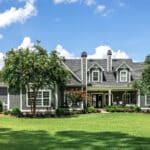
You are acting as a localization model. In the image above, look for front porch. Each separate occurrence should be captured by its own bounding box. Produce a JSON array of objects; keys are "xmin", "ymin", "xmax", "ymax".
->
[{"xmin": 88, "ymin": 87, "xmax": 138, "ymax": 108}]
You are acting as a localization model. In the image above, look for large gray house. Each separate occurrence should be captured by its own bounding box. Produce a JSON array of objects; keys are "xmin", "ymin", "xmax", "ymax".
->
[{"xmin": 0, "ymin": 50, "xmax": 150, "ymax": 112}]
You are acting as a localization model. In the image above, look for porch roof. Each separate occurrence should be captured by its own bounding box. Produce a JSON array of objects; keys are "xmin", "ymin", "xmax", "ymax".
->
[{"xmin": 87, "ymin": 86, "xmax": 135, "ymax": 91}]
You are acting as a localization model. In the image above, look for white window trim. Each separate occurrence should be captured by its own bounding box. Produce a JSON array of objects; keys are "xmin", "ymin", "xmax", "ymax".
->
[
  {"xmin": 26, "ymin": 89, "xmax": 51, "ymax": 108},
  {"xmin": 92, "ymin": 70, "xmax": 100, "ymax": 82},
  {"xmin": 145, "ymin": 95, "xmax": 150, "ymax": 106},
  {"xmin": 120, "ymin": 70, "xmax": 128, "ymax": 82}
]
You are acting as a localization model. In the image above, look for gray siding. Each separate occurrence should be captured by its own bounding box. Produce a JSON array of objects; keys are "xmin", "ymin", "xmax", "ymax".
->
[
  {"xmin": 9, "ymin": 89, "xmax": 20, "ymax": 109},
  {"xmin": 140, "ymin": 96, "xmax": 146, "ymax": 107}
]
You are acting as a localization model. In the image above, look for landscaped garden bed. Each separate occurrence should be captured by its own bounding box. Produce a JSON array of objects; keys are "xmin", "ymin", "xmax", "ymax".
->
[{"xmin": 105, "ymin": 105, "xmax": 141, "ymax": 112}]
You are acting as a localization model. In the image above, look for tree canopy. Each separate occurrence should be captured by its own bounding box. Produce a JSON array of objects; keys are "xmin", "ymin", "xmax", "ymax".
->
[
  {"xmin": 142, "ymin": 54, "xmax": 150, "ymax": 94},
  {"xmin": 2, "ymin": 44, "xmax": 70, "ymax": 115}
]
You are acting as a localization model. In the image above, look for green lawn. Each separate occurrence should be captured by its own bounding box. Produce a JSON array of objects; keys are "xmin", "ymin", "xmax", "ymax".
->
[{"xmin": 0, "ymin": 113, "xmax": 150, "ymax": 150}]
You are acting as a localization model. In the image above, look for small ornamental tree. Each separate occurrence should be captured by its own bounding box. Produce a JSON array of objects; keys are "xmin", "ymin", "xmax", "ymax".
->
[
  {"xmin": 2, "ymin": 44, "xmax": 70, "ymax": 116},
  {"xmin": 64, "ymin": 90, "xmax": 92, "ymax": 106}
]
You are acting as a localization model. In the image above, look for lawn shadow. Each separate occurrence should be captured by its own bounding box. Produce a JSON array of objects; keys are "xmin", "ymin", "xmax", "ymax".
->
[{"xmin": 0, "ymin": 128, "xmax": 150, "ymax": 150}]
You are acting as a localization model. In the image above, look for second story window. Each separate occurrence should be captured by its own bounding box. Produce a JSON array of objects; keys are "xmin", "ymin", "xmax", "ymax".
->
[
  {"xmin": 92, "ymin": 71, "xmax": 99, "ymax": 82},
  {"xmin": 120, "ymin": 70, "xmax": 128, "ymax": 82}
]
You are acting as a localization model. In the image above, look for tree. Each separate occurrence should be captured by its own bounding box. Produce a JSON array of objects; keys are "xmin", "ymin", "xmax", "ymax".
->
[
  {"xmin": 142, "ymin": 54, "xmax": 150, "ymax": 94},
  {"xmin": 132, "ymin": 54, "xmax": 150, "ymax": 95},
  {"xmin": 2, "ymin": 44, "xmax": 70, "ymax": 116}
]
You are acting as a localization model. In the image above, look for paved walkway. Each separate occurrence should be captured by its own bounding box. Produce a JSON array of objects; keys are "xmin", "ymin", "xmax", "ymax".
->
[{"xmin": 98, "ymin": 109, "xmax": 110, "ymax": 113}]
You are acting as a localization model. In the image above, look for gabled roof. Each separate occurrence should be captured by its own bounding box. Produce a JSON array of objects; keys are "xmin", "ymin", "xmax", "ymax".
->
[
  {"xmin": 63, "ymin": 59, "xmax": 81, "ymax": 82},
  {"xmin": 115, "ymin": 61, "xmax": 133, "ymax": 71},
  {"xmin": 63, "ymin": 58, "xmax": 144, "ymax": 84},
  {"xmin": 88, "ymin": 62, "xmax": 104, "ymax": 71}
]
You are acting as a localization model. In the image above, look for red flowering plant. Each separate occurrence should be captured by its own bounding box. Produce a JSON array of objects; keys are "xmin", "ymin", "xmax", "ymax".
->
[{"xmin": 64, "ymin": 89, "xmax": 92, "ymax": 106}]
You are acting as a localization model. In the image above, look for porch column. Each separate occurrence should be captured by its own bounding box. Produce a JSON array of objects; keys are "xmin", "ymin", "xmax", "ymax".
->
[
  {"xmin": 55, "ymin": 85, "xmax": 58, "ymax": 109},
  {"xmin": 137, "ymin": 90, "xmax": 141, "ymax": 107},
  {"xmin": 108, "ymin": 89, "xmax": 112, "ymax": 106}
]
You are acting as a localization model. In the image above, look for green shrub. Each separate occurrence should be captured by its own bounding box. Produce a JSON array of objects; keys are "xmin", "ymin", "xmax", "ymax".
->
[
  {"xmin": 56, "ymin": 107, "xmax": 73, "ymax": 116},
  {"xmin": 86, "ymin": 106, "xmax": 96, "ymax": 113},
  {"xmin": 3, "ymin": 110, "xmax": 11, "ymax": 115},
  {"xmin": 134, "ymin": 106, "xmax": 141, "ymax": 112},
  {"xmin": 11, "ymin": 108, "xmax": 22, "ymax": 117},
  {"xmin": 106, "ymin": 105, "xmax": 141, "ymax": 113}
]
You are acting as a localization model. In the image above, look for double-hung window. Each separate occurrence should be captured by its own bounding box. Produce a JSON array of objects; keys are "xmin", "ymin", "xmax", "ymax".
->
[
  {"xmin": 92, "ymin": 71, "xmax": 99, "ymax": 82},
  {"xmin": 120, "ymin": 70, "xmax": 128, "ymax": 82},
  {"xmin": 27, "ymin": 90, "xmax": 51, "ymax": 107},
  {"xmin": 146, "ymin": 95, "xmax": 150, "ymax": 106}
]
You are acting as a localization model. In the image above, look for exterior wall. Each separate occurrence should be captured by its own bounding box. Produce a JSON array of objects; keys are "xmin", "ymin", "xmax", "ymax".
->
[
  {"xmin": 140, "ymin": 95, "xmax": 150, "ymax": 107},
  {"xmin": 9, "ymin": 89, "xmax": 20, "ymax": 110},
  {"xmin": 140, "ymin": 96, "xmax": 146, "ymax": 107}
]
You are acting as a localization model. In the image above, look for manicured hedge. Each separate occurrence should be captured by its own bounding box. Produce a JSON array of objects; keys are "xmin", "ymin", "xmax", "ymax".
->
[{"xmin": 105, "ymin": 105, "xmax": 141, "ymax": 112}]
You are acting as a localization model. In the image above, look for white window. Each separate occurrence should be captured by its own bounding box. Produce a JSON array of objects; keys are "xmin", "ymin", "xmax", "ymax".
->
[
  {"xmin": 120, "ymin": 70, "xmax": 128, "ymax": 82},
  {"xmin": 27, "ymin": 90, "xmax": 51, "ymax": 107},
  {"xmin": 92, "ymin": 71, "xmax": 99, "ymax": 82},
  {"xmin": 146, "ymin": 95, "xmax": 150, "ymax": 106}
]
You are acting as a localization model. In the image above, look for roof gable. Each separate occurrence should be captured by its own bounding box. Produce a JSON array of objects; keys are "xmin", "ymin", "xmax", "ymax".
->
[
  {"xmin": 88, "ymin": 63, "xmax": 104, "ymax": 71},
  {"xmin": 115, "ymin": 61, "xmax": 133, "ymax": 71}
]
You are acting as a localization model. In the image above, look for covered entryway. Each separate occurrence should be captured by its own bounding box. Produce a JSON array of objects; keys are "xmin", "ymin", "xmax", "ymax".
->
[{"xmin": 92, "ymin": 94, "xmax": 103, "ymax": 108}]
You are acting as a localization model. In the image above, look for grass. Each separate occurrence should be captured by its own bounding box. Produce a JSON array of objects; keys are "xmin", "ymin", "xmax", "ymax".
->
[{"xmin": 0, "ymin": 113, "xmax": 150, "ymax": 150}]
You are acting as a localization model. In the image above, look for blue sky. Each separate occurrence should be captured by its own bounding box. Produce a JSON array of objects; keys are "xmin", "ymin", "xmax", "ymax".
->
[{"xmin": 0, "ymin": 0, "xmax": 150, "ymax": 68}]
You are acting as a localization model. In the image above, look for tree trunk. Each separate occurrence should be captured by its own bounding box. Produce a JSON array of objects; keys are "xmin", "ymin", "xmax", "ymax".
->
[{"xmin": 33, "ymin": 88, "xmax": 38, "ymax": 117}]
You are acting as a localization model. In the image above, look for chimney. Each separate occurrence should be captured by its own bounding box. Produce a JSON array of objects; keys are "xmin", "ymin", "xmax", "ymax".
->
[
  {"xmin": 81, "ymin": 51, "xmax": 87, "ymax": 85},
  {"xmin": 107, "ymin": 50, "xmax": 112, "ymax": 72}
]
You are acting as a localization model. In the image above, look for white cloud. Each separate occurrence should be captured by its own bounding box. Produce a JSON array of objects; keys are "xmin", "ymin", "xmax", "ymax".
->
[
  {"xmin": 88, "ymin": 45, "xmax": 129, "ymax": 59},
  {"xmin": 0, "ymin": 0, "xmax": 37, "ymax": 28},
  {"xmin": 96, "ymin": 5, "xmax": 106, "ymax": 13},
  {"xmin": 55, "ymin": 44, "xmax": 129, "ymax": 59},
  {"xmin": 53, "ymin": 0, "xmax": 96, "ymax": 6},
  {"xmin": 55, "ymin": 44, "xmax": 75, "ymax": 58},
  {"xmin": 53, "ymin": 0, "xmax": 78, "ymax": 4},
  {"xmin": 0, "ymin": 34, "xmax": 3, "ymax": 40},
  {"xmin": 18, "ymin": 37, "xmax": 34, "ymax": 49},
  {"xmin": 118, "ymin": 1, "xmax": 126, "ymax": 7},
  {"xmin": 84, "ymin": 0, "xmax": 96, "ymax": 6},
  {"xmin": 0, "ymin": 52, "xmax": 4, "ymax": 70}
]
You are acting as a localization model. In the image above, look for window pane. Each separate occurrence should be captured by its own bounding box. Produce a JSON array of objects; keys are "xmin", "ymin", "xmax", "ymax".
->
[
  {"xmin": 43, "ymin": 98, "xmax": 49, "ymax": 106},
  {"xmin": 120, "ymin": 71, "xmax": 127, "ymax": 82},
  {"xmin": 93, "ymin": 72, "xmax": 99, "ymax": 81},
  {"xmin": 36, "ymin": 98, "xmax": 42, "ymax": 105},
  {"xmin": 43, "ymin": 91, "xmax": 50, "ymax": 106},
  {"xmin": 147, "ymin": 95, "xmax": 150, "ymax": 104},
  {"xmin": 43, "ymin": 91, "xmax": 49, "ymax": 98},
  {"xmin": 37, "ymin": 92, "xmax": 42, "ymax": 98}
]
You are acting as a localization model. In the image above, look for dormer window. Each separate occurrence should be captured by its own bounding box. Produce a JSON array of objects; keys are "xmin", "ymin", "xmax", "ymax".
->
[
  {"xmin": 120, "ymin": 70, "xmax": 128, "ymax": 82},
  {"xmin": 92, "ymin": 71, "xmax": 99, "ymax": 82}
]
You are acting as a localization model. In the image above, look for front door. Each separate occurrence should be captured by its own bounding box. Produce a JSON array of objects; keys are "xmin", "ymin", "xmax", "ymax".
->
[{"xmin": 92, "ymin": 94, "xmax": 103, "ymax": 108}]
